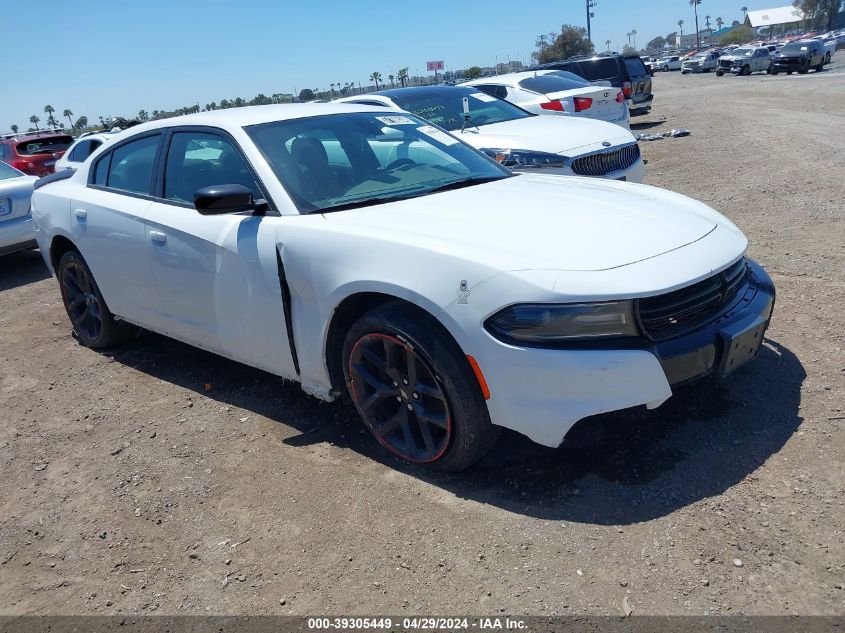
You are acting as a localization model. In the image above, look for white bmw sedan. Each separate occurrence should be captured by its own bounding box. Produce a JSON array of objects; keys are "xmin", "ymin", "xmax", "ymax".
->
[
  {"xmin": 31, "ymin": 104, "xmax": 775, "ymax": 471},
  {"xmin": 337, "ymin": 86, "xmax": 643, "ymax": 182}
]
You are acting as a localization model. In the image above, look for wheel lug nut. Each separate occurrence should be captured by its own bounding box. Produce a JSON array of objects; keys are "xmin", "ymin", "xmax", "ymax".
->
[
  {"xmin": 412, "ymin": 392, "xmax": 419, "ymax": 399},
  {"xmin": 393, "ymin": 381, "xmax": 399, "ymax": 387},
  {"xmin": 406, "ymin": 403, "xmax": 413, "ymax": 411},
  {"xmin": 396, "ymin": 396, "xmax": 402, "ymax": 402},
  {"xmin": 402, "ymin": 378, "xmax": 409, "ymax": 385}
]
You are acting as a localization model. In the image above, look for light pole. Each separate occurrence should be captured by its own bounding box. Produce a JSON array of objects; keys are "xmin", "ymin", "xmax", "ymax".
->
[{"xmin": 586, "ymin": 0, "xmax": 596, "ymax": 45}]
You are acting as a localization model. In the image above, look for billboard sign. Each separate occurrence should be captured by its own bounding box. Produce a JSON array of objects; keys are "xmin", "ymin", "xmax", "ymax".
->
[{"xmin": 426, "ymin": 60, "xmax": 445, "ymax": 71}]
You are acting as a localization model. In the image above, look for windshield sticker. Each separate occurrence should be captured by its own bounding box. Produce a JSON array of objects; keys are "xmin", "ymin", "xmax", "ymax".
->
[
  {"xmin": 471, "ymin": 92, "xmax": 497, "ymax": 103},
  {"xmin": 417, "ymin": 125, "xmax": 458, "ymax": 146},
  {"xmin": 374, "ymin": 115, "xmax": 417, "ymax": 126}
]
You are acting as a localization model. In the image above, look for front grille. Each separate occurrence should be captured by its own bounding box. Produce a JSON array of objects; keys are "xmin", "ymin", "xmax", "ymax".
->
[
  {"xmin": 720, "ymin": 60, "xmax": 733, "ymax": 69},
  {"xmin": 637, "ymin": 259, "xmax": 749, "ymax": 341},
  {"xmin": 570, "ymin": 144, "xmax": 641, "ymax": 177}
]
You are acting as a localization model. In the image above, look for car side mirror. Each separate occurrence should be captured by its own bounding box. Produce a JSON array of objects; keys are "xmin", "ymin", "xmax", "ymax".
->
[{"xmin": 194, "ymin": 184, "xmax": 268, "ymax": 216}]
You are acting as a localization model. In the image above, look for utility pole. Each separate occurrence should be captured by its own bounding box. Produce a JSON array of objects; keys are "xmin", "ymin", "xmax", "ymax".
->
[{"xmin": 586, "ymin": 0, "xmax": 596, "ymax": 45}]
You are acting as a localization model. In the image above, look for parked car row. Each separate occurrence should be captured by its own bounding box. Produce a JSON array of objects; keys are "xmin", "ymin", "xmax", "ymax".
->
[{"xmin": 27, "ymin": 102, "xmax": 775, "ymax": 470}]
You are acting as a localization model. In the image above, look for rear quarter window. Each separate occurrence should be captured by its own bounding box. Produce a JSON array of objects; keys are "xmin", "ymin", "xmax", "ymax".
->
[
  {"xmin": 577, "ymin": 58, "xmax": 621, "ymax": 80},
  {"xmin": 623, "ymin": 57, "xmax": 647, "ymax": 77},
  {"xmin": 519, "ymin": 75, "xmax": 588, "ymax": 93}
]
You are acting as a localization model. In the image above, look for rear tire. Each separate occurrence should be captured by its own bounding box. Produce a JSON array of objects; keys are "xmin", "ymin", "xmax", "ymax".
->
[
  {"xmin": 342, "ymin": 301, "xmax": 500, "ymax": 471},
  {"xmin": 716, "ymin": 70, "xmax": 724, "ymax": 76},
  {"xmin": 57, "ymin": 250, "xmax": 138, "ymax": 349}
]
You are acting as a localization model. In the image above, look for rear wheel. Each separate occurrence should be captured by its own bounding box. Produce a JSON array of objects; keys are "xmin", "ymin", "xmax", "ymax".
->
[
  {"xmin": 342, "ymin": 302, "xmax": 499, "ymax": 471},
  {"xmin": 799, "ymin": 62, "xmax": 809, "ymax": 74},
  {"xmin": 816, "ymin": 60, "xmax": 825, "ymax": 72},
  {"xmin": 825, "ymin": 52, "xmax": 831, "ymax": 64},
  {"xmin": 716, "ymin": 70, "xmax": 724, "ymax": 76},
  {"xmin": 57, "ymin": 250, "xmax": 138, "ymax": 349}
]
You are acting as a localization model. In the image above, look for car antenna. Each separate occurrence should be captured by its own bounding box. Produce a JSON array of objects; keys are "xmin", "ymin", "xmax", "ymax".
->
[{"xmin": 460, "ymin": 96, "xmax": 478, "ymax": 133}]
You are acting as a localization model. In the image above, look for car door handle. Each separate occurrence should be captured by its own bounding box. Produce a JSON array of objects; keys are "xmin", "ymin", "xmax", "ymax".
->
[
  {"xmin": 74, "ymin": 208, "xmax": 87, "ymax": 220},
  {"xmin": 149, "ymin": 230, "xmax": 167, "ymax": 244}
]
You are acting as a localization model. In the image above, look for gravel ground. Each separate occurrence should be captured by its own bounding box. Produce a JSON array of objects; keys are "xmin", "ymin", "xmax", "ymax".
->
[{"xmin": 0, "ymin": 55, "xmax": 843, "ymax": 617}]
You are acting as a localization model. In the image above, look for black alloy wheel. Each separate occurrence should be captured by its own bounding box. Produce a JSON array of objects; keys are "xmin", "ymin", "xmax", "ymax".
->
[
  {"xmin": 57, "ymin": 250, "xmax": 137, "ymax": 348},
  {"xmin": 347, "ymin": 333, "xmax": 451, "ymax": 463},
  {"xmin": 342, "ymin": 302, "xmax": 500, "ymax": 471},
  {"xmin": 61, "ymin": 259, "xmax": 104, "ymax": 342}
]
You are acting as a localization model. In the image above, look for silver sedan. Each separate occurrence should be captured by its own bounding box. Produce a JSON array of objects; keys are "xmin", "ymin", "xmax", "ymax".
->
[{"xmin": 0, "ymin": 161, "xmax": 37, "ymax": 256}]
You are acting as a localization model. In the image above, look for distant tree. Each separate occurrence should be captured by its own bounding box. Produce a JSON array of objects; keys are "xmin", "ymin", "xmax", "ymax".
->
[
  {"xmin": 74, "ymin": 115, "xmax": 88, "ymax": 131},
  {"xmin": 388, "ymin": 74, "xmax": 395, "ymax": 88},
  {"xmin": 298, "ymin": 88, "xmax": 315, "ymax": 102},
  {"xmin": 138, "ymin": 110, "xmax": 149, "ymax": 122},
  {"xmin": 63, "ymin": 109, "xmax": 74, "ymax": 130},
  {"xmin": 233, "ymin": 97, "xmax": 245, "ymax": 107},
  {"xmin": 605, "ymin": 39, "xmax": 612, "ymax": 51},
  {"xmin": 397, "ymin": 68, "xmax": 409, "ymax": 87},
  {"xmin": 716, "ymin": 16, "xmax": 724, "ymax": 29},
  {"xmin": 533, "ymin": 24, "xmax": 594, "ymax": 64},
  {"xmin": 10, "ymin": 124, "xmax": 18, "ymax": 134},
  {"xmin": 463, "ymin": 66, "xmax": 482, "ymax": 79},
  {"xmin": 43, "ymin": 105, "xmax": 56, "ymax": 128},
  {"xmin": 690, "ymin": 0, "xmax": 702, "ymax": 50},
  {"xmin": 665, "ymin": 30, "xmax": 678, "ymax": 44},
  {"xmin": 622, "ymin": 44, "xmax": 638, "ymax": 55},
  {"xmin": 646, "ymin": 35, "xmax": 666, "ymax": 50},
  {"xmin": 29, "ymin": 115, "xmax": 40, "ymax": 130},
  {"xmin": 369, "ymin": 71, "xmax": 382, "ymax": 89},
  {"xmin": 741, "ymin": 6, "xmax": 748, "ymax": 22},
  {"xmin": 251, "ymin": 94, "xmax": 272, "ymax": 105},
  {"xmin": 719, "ymin": 23, "xmax": 753, "ymax": 44},
  {"xmin": 794, "ymin": 0, "xmax": 843, "ymax": 30}
]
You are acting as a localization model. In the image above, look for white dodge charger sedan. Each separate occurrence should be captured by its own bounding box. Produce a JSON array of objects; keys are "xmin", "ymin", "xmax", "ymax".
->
[
  {"xmin": 336, "ymin": 86, "xmax": 643, "ymax": 182},
  {"xmin": 31, "ymin": 104, "xmax": 775, "ymax": 471}
]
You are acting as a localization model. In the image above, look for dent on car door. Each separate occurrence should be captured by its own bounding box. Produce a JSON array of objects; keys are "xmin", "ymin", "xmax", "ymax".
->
[
  {"xmin": 143, "ymin": 129, "xmax": 297, "ymax": 378},
  {"xmin": 72, "ymin": 133, "xmax": 166, "ymax": 325}
]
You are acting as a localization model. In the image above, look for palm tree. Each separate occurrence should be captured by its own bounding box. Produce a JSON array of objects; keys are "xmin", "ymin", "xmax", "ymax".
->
[
  {"xmin": 605, "ymin": 39, "xmax": 611, "ymax": 51},
  {"xmin": 389, "ymin": 74, "xmax": 395, "ymax": 88},
  {"xmin": 632, "ymin": 29, "xmax": 637, "ymax": 49},
  {"xmin": 397, "ymin": 68, "xmax": 409, "ymax": 88},
  {"xmin": 330, "ymin": 83, "xmax": 336, "ymax": 95},
  {"xmin": 43, "ymin": 105, "xmax": 56, "ymax": 128},
  {"xmin": 689, "ymin": 0, "xmax": 702, "ymax": 51},
  {"xmin": 369, "ymin": 72, "xmax": 382, "ymax": 89},
  {"xmin": 626, "ymin": 32, "xmax": 632, "ymax": 46},
  {"xmin": 678, "ymin": 18, "xmax": 684, "ymax": 38},
  {"xmin": 29, "ymin": 115, "xmax": 40, "ymax": 130},
  {"xmin": 63, "ymin": 109, "xmax": 74, "ymax": 130},
  {"xmin": 75, "ymin": 116, "xmax": 88, "ymax": 131},
  {"xmin": 716, "ymin": 16, "xmax": 724, "ymax": 30},
  {"xmin": 10, "ymin": 124, "xmax": 18, "ymax": 134},
  {"xmin": 741, "ymin": 6, "xmax": 748, "ymax": 23},
  {"xmin": 138, "ymin": 110, "xmax": 149, "ymax": 122}
]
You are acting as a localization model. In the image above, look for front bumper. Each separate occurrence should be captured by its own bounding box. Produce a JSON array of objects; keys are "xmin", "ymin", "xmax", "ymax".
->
[
  {"xmin": 456, "ymin": 260, "xmax": 774, "ymax": 448},
  {"xmin": 771, "ymin": 59, "xmax": 808, "ymax": 70}
]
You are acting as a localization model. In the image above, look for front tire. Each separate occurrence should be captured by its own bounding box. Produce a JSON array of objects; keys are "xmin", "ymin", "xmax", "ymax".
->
[
  {"xmin": 57, "ymin": 250, "xmax": 137, "ymax": 349},
  {"xmin": 342, "ymin": 302, "xmax": 500, "ymax": 471},
  {"xmin": 716, "ymin": 70, "xmax": 724, "ymax": 76}
]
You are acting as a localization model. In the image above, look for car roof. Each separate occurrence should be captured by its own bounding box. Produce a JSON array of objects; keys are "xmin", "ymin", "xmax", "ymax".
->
[
  {"xmin": 367, "ymin": 85, "xmax": 479, "ymax": 100},
  {"xmin": 103, "ymin": 103, "xmax": 402, "ymax": 140},
  {"xmin": 1, "ymin": 130, "xmax": 71, "ymax": 142}
]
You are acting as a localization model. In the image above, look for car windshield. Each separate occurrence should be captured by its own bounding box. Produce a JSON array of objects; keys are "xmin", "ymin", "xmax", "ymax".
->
[
  {"xmin": 246, "ymin": 111, "xmax": 510, "ymax": 214},
  {"xmin": 781, "ymin": 43, "xmax": 808, "ymax": 53},
  {"xmin": 387, "ymin": 88, "xmax": 531, "ymax": 131},
  {"xmin": 733, "ymin": 48, "xmax": 753, "ymax": 57},
  {"xmin": 16, "ymin": 135, "xmax": 73, "ymax": 155},
  {"xmin": 0, "ymin": 161, "xmax": 24, "ymax": 179}
]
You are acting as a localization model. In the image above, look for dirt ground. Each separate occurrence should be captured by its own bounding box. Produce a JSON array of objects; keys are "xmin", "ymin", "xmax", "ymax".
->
[{"xmin": 1, "ymin": 55, "xmax": 843, "ymax": 617}]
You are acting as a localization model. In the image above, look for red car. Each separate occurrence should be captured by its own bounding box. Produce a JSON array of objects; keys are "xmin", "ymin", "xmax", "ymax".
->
[{"xmin": 0, "ymin": 130, "xmax": 74, "ymax": 176}]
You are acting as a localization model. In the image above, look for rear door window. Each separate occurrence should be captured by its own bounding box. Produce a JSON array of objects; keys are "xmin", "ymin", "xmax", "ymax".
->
[
  {"xmin": 576, "ymin": 58, "xmax": 620, "ymax": 80},
  {"xmin": 105, "ymin": 134, "xmax": 160, "ymax": 195}
]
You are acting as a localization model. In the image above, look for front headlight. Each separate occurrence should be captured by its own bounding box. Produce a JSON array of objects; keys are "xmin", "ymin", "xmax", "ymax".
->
[
  {"xmin": 479, "ymin": 148, "xmax": 568, "ymax": 169},
  {"xmin": 484, "ymin": 301, "xmax": 639, "ymax": 344}
]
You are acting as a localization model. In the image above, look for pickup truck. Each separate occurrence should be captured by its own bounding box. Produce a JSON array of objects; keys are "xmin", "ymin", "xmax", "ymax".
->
[
  {"xmin": 716, "ymin": 47, "xmax": 771, "ymax": 76},
  {"xmin": 770, "ymin": 40, "xmax": 826, "ymax": 74}
]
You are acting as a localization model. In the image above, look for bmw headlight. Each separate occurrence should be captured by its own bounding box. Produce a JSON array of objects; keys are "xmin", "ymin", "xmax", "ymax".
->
[
  {"xmin": 480, "ymin": 148, "xmax": 568, "ymax": 169},
  {"xmin": 485, "ymin": 302, "xmax": 639, "ymax": 344}
]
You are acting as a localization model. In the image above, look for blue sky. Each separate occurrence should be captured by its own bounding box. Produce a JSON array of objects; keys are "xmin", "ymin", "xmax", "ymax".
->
[{"xmin": 3, "ymin": 0, "xmax": 763, "ymax": 130}]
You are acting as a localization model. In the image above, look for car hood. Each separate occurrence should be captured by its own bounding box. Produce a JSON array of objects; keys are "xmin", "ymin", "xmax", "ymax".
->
[
  {"xmin": 452, "ymin": 116, "xmax": 635, "ymax": 156},
  {"xmin": 323, "ymin": 174, "xmax": 731, "ymax": 272}
]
